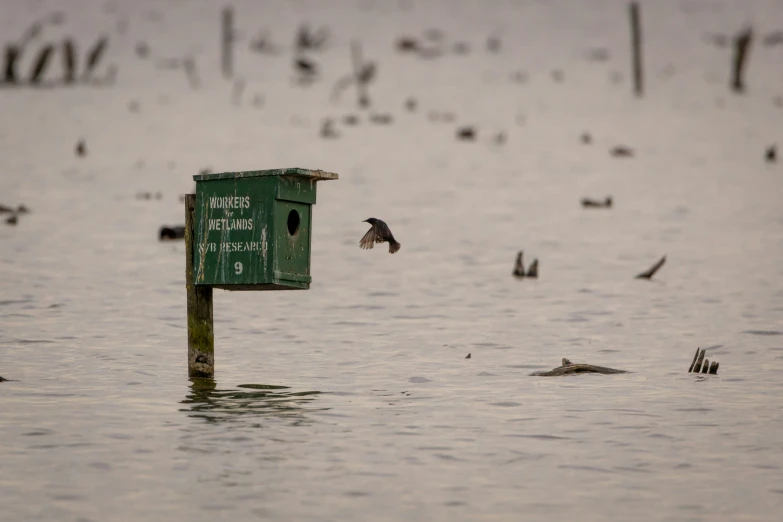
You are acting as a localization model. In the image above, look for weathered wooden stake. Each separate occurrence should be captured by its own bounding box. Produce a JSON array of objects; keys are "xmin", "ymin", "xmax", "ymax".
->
[
  {"xmin": 688, "ymin": 348, "xmax": 719, "ymax": 375},
  {"xmin": 629, "ymin": 2, "xmax": 643, "ymax": 97},
  {"xmin": 731, "ymin": 27, "xmax": 753, "ymax": 93},
  {"xmin": 693, "ymin": 347, "xmax": 706, "ymax": 373},
  {"xmin": 688, "ymin": 347, "xmax": 701, "ymax": 373},
  {"xmin": 2, "ymin": 45, "xmax": 20, "ymax": 83},
  {"xmin": 221, "ymin": 6, "xmax": 234, "ymax": 79},
  {"xmin": 185, "ymin": 194, "xmax": 214, "ymax": 377},
  {"xmin": 62, "ymin": 39, "xmax": 77, "ymax": 83}
]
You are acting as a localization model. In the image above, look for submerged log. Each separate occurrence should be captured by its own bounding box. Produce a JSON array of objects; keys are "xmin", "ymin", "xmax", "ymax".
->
[{"xmin": 531, "ymin": 358, "xmax": 628, "ymax": 376}]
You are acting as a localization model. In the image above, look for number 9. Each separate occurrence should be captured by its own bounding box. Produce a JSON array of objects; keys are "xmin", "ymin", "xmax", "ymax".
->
[{"xmin": 234, "ymin": 261, "xmax": 243, "ymax": 275}]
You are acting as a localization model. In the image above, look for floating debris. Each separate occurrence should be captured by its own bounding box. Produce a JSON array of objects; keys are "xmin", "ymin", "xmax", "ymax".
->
[
  {"xmin": 635, "ymin": 255, "xmax": 666, "ymax": 280},
  {"xmin": 581, "ymin": 196, "xmax": 612, "ymax": 208}
]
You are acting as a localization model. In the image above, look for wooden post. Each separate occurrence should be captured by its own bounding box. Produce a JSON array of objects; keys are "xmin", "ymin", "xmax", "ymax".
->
[
  {"xmin": 629, "ymin": 2, "xmax": 643, "ymax": 97},
  {"xmin": 688, "ymin": 347, "xmax": 701, "ymax": 373},
  {"xmin": 185, "ymin": 194, "xmax": 214, "ymax": 377},
  {"xmin": 693, "ymin": 348, "xmax": 706, "ymax": 373},
  {"xmin": 731, "ymin": 27, "xmax": 752, "ymax": 93},
  {"xmin": 221, "ymin": 6, "xmax": 234, "ymax": 79}
]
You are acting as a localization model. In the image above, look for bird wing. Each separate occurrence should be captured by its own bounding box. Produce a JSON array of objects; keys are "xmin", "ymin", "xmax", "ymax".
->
[{"xmin": 359, "ymin": 227, "xmax": 378, "ymax": 249}]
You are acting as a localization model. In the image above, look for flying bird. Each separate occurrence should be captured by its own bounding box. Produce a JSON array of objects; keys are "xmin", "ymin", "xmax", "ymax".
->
[
  {"xmin": 635, "ymin": 255, "xmax": 666, "ymax": 280},
  {"xmin": 581, "ymin": 196, "xmax": 612, "ymax": 208},
  {"xmin": 360, "ymin": 218, "xmax": 400, "ymax": 254}
]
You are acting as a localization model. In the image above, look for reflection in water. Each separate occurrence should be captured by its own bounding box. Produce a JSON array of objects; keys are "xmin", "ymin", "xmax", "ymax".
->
[{"xmin": 181, "ymin": 378, "xmax": 325, "ymax": 425}]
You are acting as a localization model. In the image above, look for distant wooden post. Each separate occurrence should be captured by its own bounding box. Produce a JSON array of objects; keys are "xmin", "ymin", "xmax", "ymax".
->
[
  {"xmin": 629, "ymin": 2, "xmax": 643, "ymax": 97},
  {"xmin": 221, "ymin": 6, "xmax": 234, "ymax": 79},
  {"xmin": 731, "ymin": 27, "xmax": 753, "ymax": 93},
  {"xmin": 185, "ymin": 194, "xmax": 214, "ymax": 378},
  {"xmin": 688, "ymin": 348, "xmax": 719, "ymax": 375}
]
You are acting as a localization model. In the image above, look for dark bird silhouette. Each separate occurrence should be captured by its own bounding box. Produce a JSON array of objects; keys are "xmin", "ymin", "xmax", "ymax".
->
[
  {"xmin": 456, "ymin": 127, "xmax": 476, "ymax": 141},
  {"xmin": 159, "ymin": 225, "xmax": 185, "ymax": 240},
  {"xmin": 513, "ymin": 251, "xmax": 538, "ymax": 278},
  {"xmin": 294, "ymin": 57, "xmax": 318, "ymax": 76},
  {"xmin": 342, "ymin": 114, "xmax": 359, "ymax": 126},
  {"xmin": 635, "ymin": 255, "xmax": 666, "ymax": 280},
  {"xmin": 5, "ymin": 214, "xmax": 18, "ymax": 225},
  {"xmin": 75, "ymin": 140, "xmax": 86, "ymax": 157},
  {"xmin": 0, "ymin": 204, "xmax": 13, "ymax": 213},
  {"xmin": 610, "ymin": 145, "xmax": 634, "ymax": 157},
  {"xmin": 465, "ymin": 353, "xmax": 471, "ymax": 359},
  {"xmin": 405, "ymin": 97, "xmax": 417, "ymax": 112},
  {"xmin": 360, "ymin": 218, "xmax": 400, "ymax": 254},
  {"xmin": 580, "ymin": 132, "xmax": 592, "ymax": 145},
  {"xmin": 766, "ymin": 145, "xmax": 777, "ymax": 163},
  {"xmin": 581, "ymin": 196, "xmax": 612, "ymax": 208},
  {"xmin": 396, "ymin": 37, "xmax": 419, "ymax": 52}
]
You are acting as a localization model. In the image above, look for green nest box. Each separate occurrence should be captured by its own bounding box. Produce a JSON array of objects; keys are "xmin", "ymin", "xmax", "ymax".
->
[{"xmin": 192, "ymin": 168, "xmax": 338, "ymax": 290}]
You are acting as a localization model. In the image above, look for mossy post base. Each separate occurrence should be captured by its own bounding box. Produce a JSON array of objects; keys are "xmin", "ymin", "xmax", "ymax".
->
[{"xmin": 185, "ymin": 194, "xmax": 215, "ymax": 378}]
